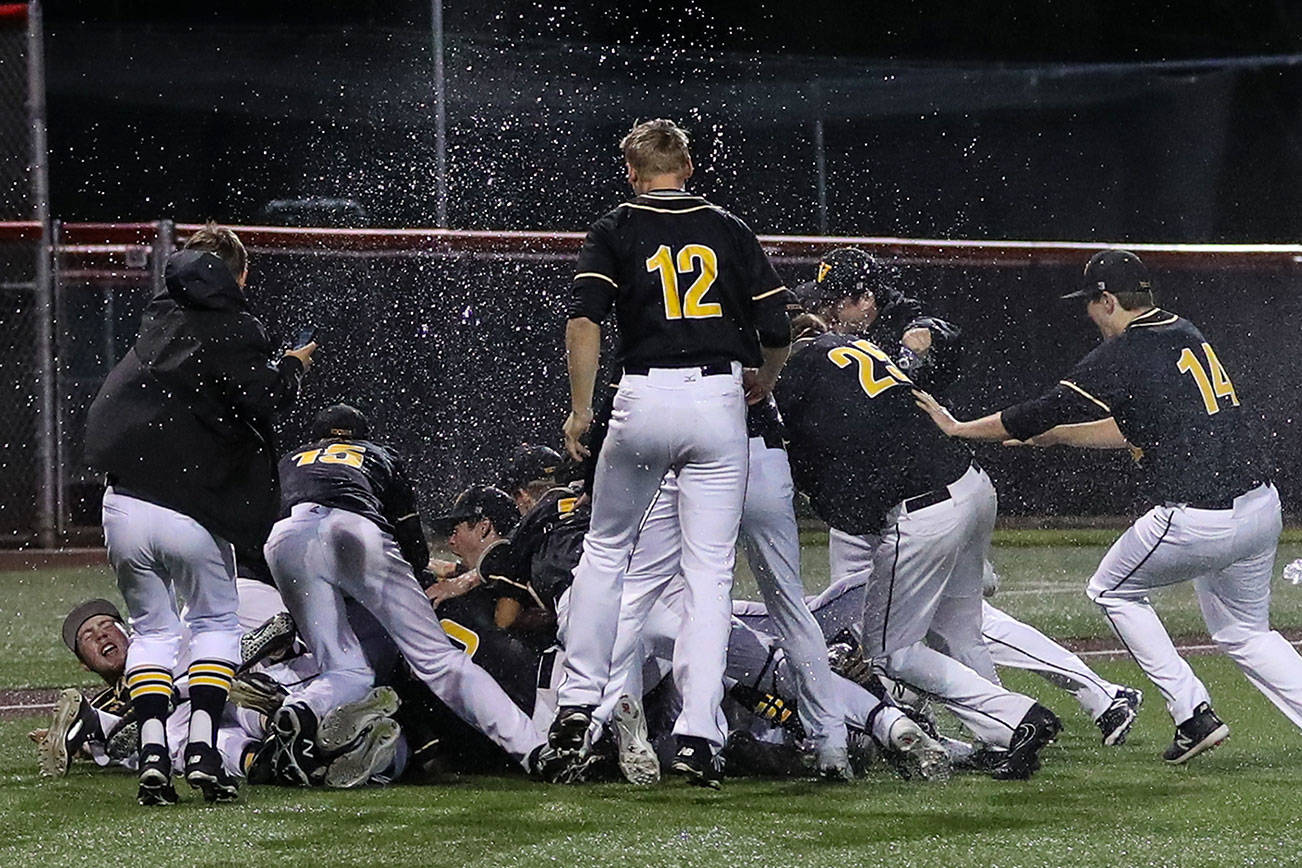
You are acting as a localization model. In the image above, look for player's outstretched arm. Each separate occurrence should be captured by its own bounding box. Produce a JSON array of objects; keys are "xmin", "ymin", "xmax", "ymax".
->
[
  {"xmin": 912, "ymin": 390, "xmax": 1011, "ymax": 440},
  {"xmin": 1009, "ymin": 417, "xmax": 1130, "ymax": 450},
  {"xmin": 564, "ymin": 317, "xmax": 602, "ymax": 460}
]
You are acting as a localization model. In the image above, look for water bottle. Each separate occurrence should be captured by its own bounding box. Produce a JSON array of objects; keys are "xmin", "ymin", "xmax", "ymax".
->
[{"xmin": 1284, "ymin": 559, "xmax": 1302, "ymax": 585}]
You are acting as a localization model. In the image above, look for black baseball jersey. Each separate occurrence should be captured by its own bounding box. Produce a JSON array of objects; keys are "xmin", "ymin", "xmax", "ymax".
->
[
  {"xmin": 479, "ymin": 485, "xmax": 588, "ymax": 615},
  {"xmin": 1001, "ymin": 308, "xmax": 1268, "ymax": 505},
  {"xmin": 568, "ymin": 188, "xmax": 791, "ymax": 368},
  {"xmin": 776, "ymin": 333, "xmax": 972, "ymax": 535},
  {"xmin": 277, "ymin": 437, "xmax": 430, "ymax": 571}
]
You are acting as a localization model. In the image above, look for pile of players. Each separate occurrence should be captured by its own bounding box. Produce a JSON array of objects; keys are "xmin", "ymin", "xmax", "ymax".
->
[{"xmin": 36, "ymin": 118, "xmax": 1302, "ymax": 804}]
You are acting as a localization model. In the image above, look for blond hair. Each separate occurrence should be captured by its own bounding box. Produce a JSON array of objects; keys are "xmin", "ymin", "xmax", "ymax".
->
[
  {"xmin": 620, "ymin": 119, "xmax": 692, "ymax": 177},
  {"xmin": 183, "ymin": 220, "xmax": 248, "ymax": 280}
]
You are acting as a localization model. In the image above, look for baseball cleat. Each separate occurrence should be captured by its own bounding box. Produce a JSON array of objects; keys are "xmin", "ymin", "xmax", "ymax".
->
[
  {"xmin": 240, "ymin": 612, "xmax": 297, "ymax": 668},
  {"xmin": 529, "ymin": 744, "xmax": 602, "ymax": 784},
  {"xmin": 992, "ymin": 703, "xmax": 1062, "ymax": 780},
  {"xmin": 1096, "ymin": 686, "xmax": 1143, "ymax": 747},
  {"xmin": 184, "ymin": 743, "xmax": 240, "ymax": 803},
  {"xmin": 611, "ymin": 694, "xmax": 660, "ymax": 785},
  {"xmin": 670, "ymin": 735, "xmax": 723, "ymax": 790},
  {"xmin": 39, "ymin": 688, "xmax": 99, "ymax": 777},
  {"xmin": 1162, "ymin": 702, "xmax": 1229, "ymax": 765},
  {"xmin": 548, "ymin": 705, "xmax": 595, "ymax": 753},
  {"xmin": 886, "ymin": 715, "xmax": 952, "ymax": 782},
  {"xmin": 270, "ymin": 702, "xmax": 323, "ymax": 787},
  {"xmin": 136, "ymin": 745, "xmax": 179, "ymax": 806},
  {"xmin": 324, "ymin": 718, "xmax": 401, "ymax": 788},
  {"xmin": 815, "ymin": 744, "xmax": 854, "ymax": 782},
  {"xmin": 318, "ymin": 686, "xmax": 401, "ymax": 753}
]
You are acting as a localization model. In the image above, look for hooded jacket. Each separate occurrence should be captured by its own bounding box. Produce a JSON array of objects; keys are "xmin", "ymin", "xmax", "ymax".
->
[{"xmin": 84, "ymin": 249, "xmax": 303, "ymax": 550}]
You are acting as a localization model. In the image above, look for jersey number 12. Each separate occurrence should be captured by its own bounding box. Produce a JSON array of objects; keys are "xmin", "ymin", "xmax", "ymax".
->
[
  {"xmin": 1176, "ymin": 342, "xmax": 1240, "ymax": 415},
  {"xmin": 646, "ymin": 244, "xmax": 722, "ymax": 320}
]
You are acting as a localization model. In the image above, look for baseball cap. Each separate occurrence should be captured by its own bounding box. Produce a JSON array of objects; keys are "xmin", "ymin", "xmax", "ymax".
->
[
  {"xmin": 62, "ymin": 598, "xmax": 123, "ymax": 656},
  {"xmin": 311, "ymin": 403, "xmax": 370, "ymax": 440},
  {"xmin": 430, "ymin": 484, "xmax": 520, "ymax": 536},
  {"xmin": 498, "ymin": 444, "xmax": 562, "ymax": 492},
  {"xmin": 1062, "ymin": 250, "xmax": 1153, "ymax": 300},
  {"xmin": 793, "ymin": 247, "xmax": 893, "ymax": 310}
]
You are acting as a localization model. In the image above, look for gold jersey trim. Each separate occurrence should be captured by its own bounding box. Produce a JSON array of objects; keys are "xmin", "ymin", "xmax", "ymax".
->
[
  {"xmin": 1059, "ymin": 379, "xmax": 1112, "ymax": 413},
  {"xmin": 574, "ymin": 271, "xmax": 618, "ymax": 287},
  {"xmin": 752, "ymin": 285, "xmax": 788, "ymax": 301}
]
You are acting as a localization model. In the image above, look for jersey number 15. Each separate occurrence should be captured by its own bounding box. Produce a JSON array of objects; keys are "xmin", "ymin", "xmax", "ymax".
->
[
  {"xmin": 1176, "ymin": 342, "xmax": 1240, "ymax": 416},
  {"xmin": 293, "ymin": 443, "xmax": 367, "ymax": 468}
]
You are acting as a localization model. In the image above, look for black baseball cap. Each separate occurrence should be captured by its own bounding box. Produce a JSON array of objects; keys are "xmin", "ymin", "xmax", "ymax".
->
[
  {"xmin": 793, "ymin": 247, "xmax": 893, "ymax": 310},
  {"xmin": 499, "ymin": 444, "xmax": 562, "ymax": 492},
  {"xmin": 62, "ymin": 598, "xmax": 123, "ymax": 657},
  {"xmin": 1062, "ymin": 250, "xmax": 1153, "ymax": 300},
  {"xmin": 430, "ymin": 484, "xmax": 520, "ymax": 535},
  {"xmin": 311, "ymin": 403, "xmax": 370, "ymax": 440}
]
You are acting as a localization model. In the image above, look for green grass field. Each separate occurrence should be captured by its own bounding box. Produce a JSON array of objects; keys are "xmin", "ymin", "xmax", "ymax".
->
[{"xmin": 3, "ymin": 531, "xmax": 1302, "ymax": 867}]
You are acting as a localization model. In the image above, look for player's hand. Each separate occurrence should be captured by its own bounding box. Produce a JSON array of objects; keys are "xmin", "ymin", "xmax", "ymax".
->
[
  {"xmin": 425, "ymin": 569, "xmax": 481, "ymax": 607},
  {"xmin": 563, "ymin": 407, "xmax": 594, "ymax": 461},
  {"xmin": 428, "ymin": 559, "xmax": 460, "ymax": 579},
  {"xmin": 743, "ymin": 369, "xmax": 777, "ymax": 405},
  {"xmin": 28, "ymin": 728, "xmax": 48, "ymax": 744},
  {"xmin": 902, "ymin": 328, "xmax": 933, "ymax": 354},
  {"xmin": 912, "ymin": 389, "xmax": 960, "ymax": 436},
  {"xmin": 285, "ymin": 341, "xmax": 318, "ymax": 372}
]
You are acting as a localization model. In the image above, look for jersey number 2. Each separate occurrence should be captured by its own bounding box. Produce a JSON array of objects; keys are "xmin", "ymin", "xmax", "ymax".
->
[
  {"xmin": 1176, "ymin": 342, "xmax": 1239, "ymax": 415},
  {"xmin": 828, "ymin": 339, "xmax": 911, "ymax": 397},
  {"xmin": 646, "ymin": 244, "xmax": 722, "ymax": 320}
]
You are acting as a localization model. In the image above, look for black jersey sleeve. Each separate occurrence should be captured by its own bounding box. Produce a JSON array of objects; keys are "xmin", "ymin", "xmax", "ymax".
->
[
  {"xmin": 379, "ymin": 454, "xmax": 430, "ymax": 573},
  {"xmin": 1001, "ymin": 342, "xmax": 1121, "ymax": 441},
  {"xmin": 568, "ymin": 216, "xmax": 620, "ymax": 323},
  {"xmin": 741, "ymin": 231, "xmax": 791, "ymax": 348}
]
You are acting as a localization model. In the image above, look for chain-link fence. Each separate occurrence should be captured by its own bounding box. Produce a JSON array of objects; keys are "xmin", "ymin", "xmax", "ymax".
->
[{"xmin": 0, "ymin": 6, "xmax": 28, "ymax": 220}]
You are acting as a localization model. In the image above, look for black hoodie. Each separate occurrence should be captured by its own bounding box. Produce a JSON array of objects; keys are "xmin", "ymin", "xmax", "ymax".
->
[{"xmin": 84, "ymin": 249, "xmax": 304, "ymax": 550}]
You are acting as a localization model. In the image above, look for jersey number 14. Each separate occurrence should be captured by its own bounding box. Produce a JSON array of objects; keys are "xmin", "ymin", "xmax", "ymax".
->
[{"xmin": 1176, "ymin": 342, "xmax": 1240, "ymax": 415}]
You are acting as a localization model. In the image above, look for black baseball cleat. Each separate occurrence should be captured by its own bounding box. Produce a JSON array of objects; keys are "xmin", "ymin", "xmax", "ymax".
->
[
  {"xmin": 1096, "ymin": 686, "xmax": 1143, "ymax": 747},
  {"xmin": 270, "ymin": 702, "xmax": 323, "ymax": 787},
  {"xmin": 1162, "ymin": 702, "xmax": 1229, "ymax": 765},
  {"xmin": 185, "ymin": 743, "xmax": 240, "ymax": 802},
  {"xmin": 548, "ymin": 705, "xmax": 595, "ymax": 753},
  {"xmin": 240, "ymin": 611, "xmax": 298, "ymax": 668},
  {"xmin": 39, "ymin": 688, "xmax": 101, "ymax": 778},
  {"xmin": 136, "ymin": 744, "xmax": 179, "ymax": 806},
  {"xmin": 992, "ymin": 703, "xmax": 1062, "ymax": 780},
  {"xmin": 670, "ymin": 736, "xmax": 723, "ymax": 789}
]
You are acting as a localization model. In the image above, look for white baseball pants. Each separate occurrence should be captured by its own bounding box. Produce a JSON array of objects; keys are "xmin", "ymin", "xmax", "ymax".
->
[
  {"xmin": 1087, "ymin": 482, "xmax": 1302, "ymax": 727},
  {"xmin": 102, "ymin": 489, "xmax": 241, "ymax": 677},
  {"xmin": 264, "ymin": 504, "xmax": 544, "ymax": 766},
  {"xmin": 557, "ymin": 365, "xmax": 747, "ymax": 751}
]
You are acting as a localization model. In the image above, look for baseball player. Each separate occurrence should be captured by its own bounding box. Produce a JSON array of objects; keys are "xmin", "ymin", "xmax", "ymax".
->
[
  {"xmin": 82, "ymin": 223, "xmax": 315, "ymax": 805},
  {"xmin": 775, "ymin": 316, "xmax": 1061, "ymax": 779},
  {"xmin": 263, "ymin": 404, "xmax": 547, "ymax": 783},
  {"xmin": 549, "ymin": 118, "xmax": 791, "ymax": 787},
  {"xmin": 916, "ymin": 249, "xmax": 1298, "ymax": 764},
  {"xmin": 498, "ymin": 444, "xmax": 564, "ymax": 515},
  {"xmin": 801, "ymin": 248, "xmax": 1142, "ymax": 745}
]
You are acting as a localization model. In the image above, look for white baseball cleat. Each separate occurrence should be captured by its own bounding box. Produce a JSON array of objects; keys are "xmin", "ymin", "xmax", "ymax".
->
[
  {"xmin": 612, "ymin": 694, "xmax": 660, "ymax": 785},
  {"xmin": 318, "ymin": 686, "xmax": 401, "ymax": 752},
  {"xmin": 888, "ymin": 715, "xmax": 952, "ymax": 782},
  {"xmin": 324, "ymin": 719, "xmax": 402, "ymax": 788},
  {"xmin": 39, "ymin": 688, "xmax": 95, "ymax": 778}
]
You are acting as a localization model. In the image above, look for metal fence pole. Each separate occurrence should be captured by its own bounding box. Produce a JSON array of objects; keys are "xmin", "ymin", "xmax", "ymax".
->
[
  {"xmin": 153, "ymin": 219, "xmax": 174, "ymax": 297},
  {"xmin": 813, "ymin": 116, "xmax": 828, "ymax": 235},
  {"xmin": 431, "ymin": 0, "xmax": 448, "ymax": 228},
  {"xmin": 28, "ymin": 0, "xmax": 55, "ymax": 548}
]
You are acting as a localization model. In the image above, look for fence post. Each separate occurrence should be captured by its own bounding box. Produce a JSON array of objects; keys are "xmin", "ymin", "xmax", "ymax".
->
[
  {"xmin": 28, "ymin": 0, "xmax": 55, "ymax": 548},
  {"xmin": 153, "ymin": 219, "xmax": 174, "ymax": 297}
]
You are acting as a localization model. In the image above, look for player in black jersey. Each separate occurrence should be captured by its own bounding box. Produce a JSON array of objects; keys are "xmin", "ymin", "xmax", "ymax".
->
[
  {"xmin": 548, "ymin": 118, "xmax": 790, "ymax": 788},
  {"xmin": 263, "ymin": 404, "xmax": 547, "ymax": 783},
  {"xmin": 776, "ymin": 319, "xmax": 1061, "ymax": 779},
  {"xmin": 916, "ymin": 249, "xmax": 1299, "ymax": 764}
]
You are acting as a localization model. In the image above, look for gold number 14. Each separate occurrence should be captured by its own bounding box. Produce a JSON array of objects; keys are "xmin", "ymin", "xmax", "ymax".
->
[{"xmin": 1176, "ymin": 342, "xmax": 1240, "ymax": 415}]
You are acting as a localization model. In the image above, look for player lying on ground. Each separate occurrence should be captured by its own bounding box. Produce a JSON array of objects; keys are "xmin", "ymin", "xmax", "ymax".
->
[
  {"xmin": 914, "ymin": 248, "xmax": 1300, "ymax": 765},
  {"xmin": 797, "ymin": 247, "xmax": 1143, "ymax": 747}
]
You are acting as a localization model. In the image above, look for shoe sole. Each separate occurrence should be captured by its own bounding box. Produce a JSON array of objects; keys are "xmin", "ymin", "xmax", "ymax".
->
[
  {"xmin": 138, "ymin": 766, "xmax": 179, "ymax": 806},
  {"xmin": 240, "ymin": 612, "xmax": 296, "ymax": 667},
  {"xmin": 186, "ymin": 769, "xmax": 240, "ymax": 803},
  {"xmin": 895, "ymin": 732, "xmax": 953, "ymax": 783},
  {"xmin": 39, "ymin": 688, "xmax": 85, "ymax": 778},
  {"xmin": 669, "ymin": 759, "xmax": 721, "ymax": 790},
  {"xmin": 324, "ymin": 719, "xmax": 401, "ymax": 788},
  {"xmin": 319, "ymin": 687, "xmax": 401, "ymax": 752},
  {"xmin": 549, "ymin": 711, "xmax": 594, "ymax": 753},
  {"xmin": 271, "ymin": 708, "xmax": 313, "ymax": 787},
  {"xmin": 1164, "ymin": 723, "xmax": 1230, "ymax": 765},
  {"xmin": 612, "ymin": 698, "xmax": 660, "ymax": 785},
  {"xmin": 1101, "ymin": 707, "xmax": 1138, "ymax": 747}
]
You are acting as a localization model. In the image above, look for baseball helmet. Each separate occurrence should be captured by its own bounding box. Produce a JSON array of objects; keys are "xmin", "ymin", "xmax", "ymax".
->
[
  {"xmin": 311, "ymin": 403, "xmax": 370, "ymax": 440},
  {"xmin": 793, "ymin": 247, "xmax": 898, "ymax": 311}
]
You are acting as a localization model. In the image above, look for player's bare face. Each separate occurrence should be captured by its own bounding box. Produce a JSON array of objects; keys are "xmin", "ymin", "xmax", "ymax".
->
[
  {"xmin": 1086, "ymin": 296, "xmax": 1124, "ymax": 339},
  {"xmin": 831, "ymin": 294, "xmax": 878, "ymax": 331},
  {"xmin": 447, "ymin": 519, "xmax": 492, "ymax": 563},
  {"xmin": 76, "ymin": 615, "xmax": 128, "ymax": 680}
]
